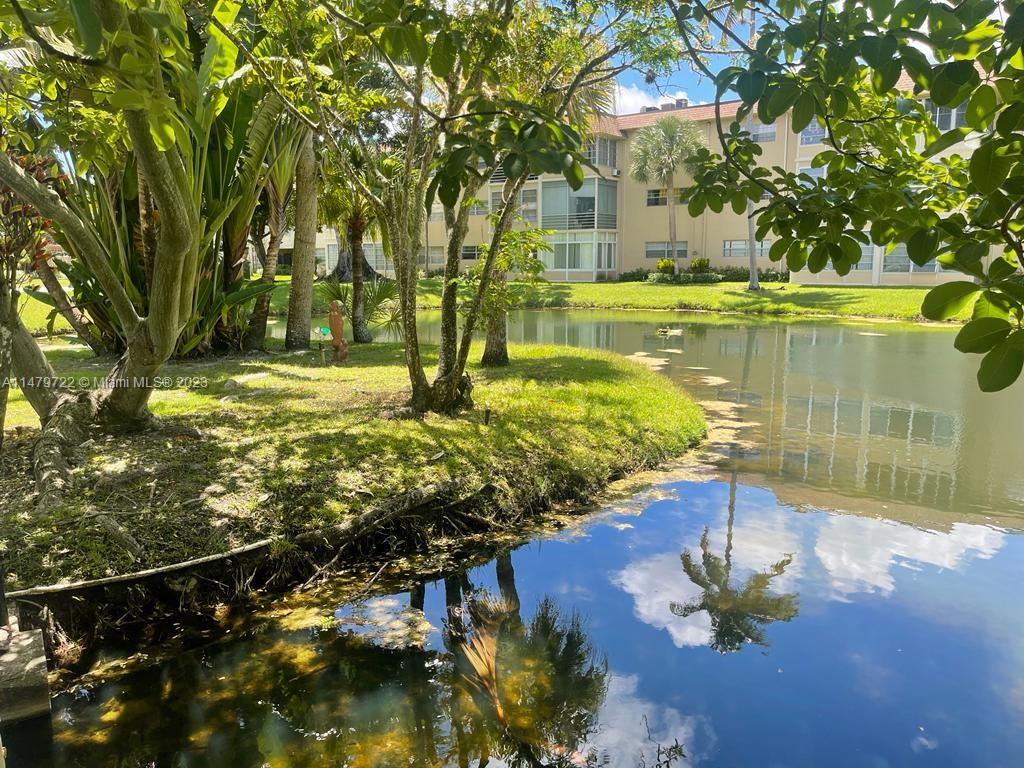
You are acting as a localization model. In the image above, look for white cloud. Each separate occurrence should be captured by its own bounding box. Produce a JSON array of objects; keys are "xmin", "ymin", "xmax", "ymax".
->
[
  {"xmin": 614, "ymin": 84, "xmax": 691, "ymax": 115},
  {"xmin": 612, "ymin": 551, "xmax": 712, "ymax": 648},
  {"xmin": 583, "ymin": 673, "xmax": 715, "ymax": 766},
  {"xmin": 814, "ymin": 517, "xmax": 1005, "ymax": 599},
  {"xmin": 611, "ymin": 505, "xmax": 803, "ymax": 649}
]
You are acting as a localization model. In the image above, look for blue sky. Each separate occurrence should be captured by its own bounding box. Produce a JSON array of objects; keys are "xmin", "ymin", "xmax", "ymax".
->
[{"xmin": 613, "ymin": 60, "xmax": 723, "ymax": 114}]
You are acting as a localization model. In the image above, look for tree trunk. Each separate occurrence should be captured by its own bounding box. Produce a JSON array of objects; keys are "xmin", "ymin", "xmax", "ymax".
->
[
  {"xmin": 330, "ymin": 227, "xmax": 351, "ymax": 281},
  {"xmin": 667, "ymin": 172, "xmax": 679, "ymax": 271},
  {"xmin": 435, "ymin": 182, "xmax": 482, "ymax": 384},
  {"xmin": 349, "ymin": 222, "xmax": 372, "ymax": 343},
  {"xmin": 33, "ymin": 259, "xmax": 107, "ymax": 354},
  {"xmin": 746, "ymin": 202, "xmax": 761, "ymax": 291},
  {"xmin": 285, "ymin": 138, "xmax": 317, "ymax": 351},
  {"xmin": 136, "ymin": 169, "xmax": 158, "ymax": 296},
  {"xmin": 481, "ymin": 308, "xmax": 509, "ymax": 367},
  {"xmin": 496, "ymin": 552, "xmax": 520, "ymax": 613},
  {"xmin": 0, "ymin": 275, "xmax": 14, "ymax": 452},
  {"xmin": 243, "ymin": 201, "xmax": 284, "ymax": 351},
  {"xmin": 250, "ymin": 225, "xmax": 268, "ymax": 270}
]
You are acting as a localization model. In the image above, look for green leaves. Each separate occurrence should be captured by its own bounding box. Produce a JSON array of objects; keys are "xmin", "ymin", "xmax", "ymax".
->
[
  {"xmin": 735, "ymin": 71, "xmax": 767, "ymax": 104},
  {"xmin": 791, "ymin": 92, "xmax": 816, "ymax": 133},
  {"xmin": 907, "ymin": 228, "xmax": 939, "ymax": 266},
  {"xmin": 966, "ymin": 85, "xmax": 998, "ymax": 130},
  {"xmin": 978, "ymin": 332, "xmax": 1024, "ymax": 391},
  {"xmin": 861, "ymin": 35, "xmax": 897, "ymax": 69},
  {"xmin": 198, "ymin": 0, "xmax": 241, "ymax": 107},
  {"xmin": 921, "ymin": 281, "xmax": 980, "ymax": 320},
  {"xmin": 969, "ymin": 140, "xmax": 1012, "ymax": 194},
  {"xmin": 69, "ymin": 0, "xmax": 103, "ymax": 56},
  {"xmin": 430, "ymin": 31, "xmax": 456, "ymax": 77},
  {"xmin": 955, "ymin": 317, "xmax": 1012, "ymax": 353}
]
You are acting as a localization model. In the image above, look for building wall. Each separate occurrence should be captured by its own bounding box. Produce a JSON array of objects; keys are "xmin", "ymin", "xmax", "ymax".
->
[{"xmin": 273, "ymin": 100, "xmax": 975, "ymax": 287}]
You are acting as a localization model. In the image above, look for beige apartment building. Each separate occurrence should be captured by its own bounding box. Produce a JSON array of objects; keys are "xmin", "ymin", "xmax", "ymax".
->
[{"xmin": 291, "ymin": 96, "xmax": 970, "ymax": 286}]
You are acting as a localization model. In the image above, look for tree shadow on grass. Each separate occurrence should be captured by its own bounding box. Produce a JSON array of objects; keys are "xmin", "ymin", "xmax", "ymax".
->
[
  {"xmin": 709, "ymin": 286, "xmax": 919, "ymax": 315},
  {"xmin": 520, "ymin": 282, "xmax": 572, "ymax": 308},
  {"xmin": 3, "ymin": 343, "xmax": 688, "ymax": 596}
]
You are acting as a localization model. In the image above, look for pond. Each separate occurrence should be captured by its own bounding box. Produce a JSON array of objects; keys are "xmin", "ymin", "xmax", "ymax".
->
[{"xmin": 8, "ymin": 310, "xmax": 1024, "ymax": 767}]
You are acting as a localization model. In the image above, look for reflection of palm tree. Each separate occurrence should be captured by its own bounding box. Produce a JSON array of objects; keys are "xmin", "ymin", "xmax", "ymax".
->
[
  {"xmin": 672, "ymin": 524, "xmax": 798, "ymax": 653},
  {"xmin": 444, "ymin": 554, "xmax": 607, "ymax": 767},
  {"xmin": 675, "ymin": 321, "xmax": 797, "ymax": 652}
]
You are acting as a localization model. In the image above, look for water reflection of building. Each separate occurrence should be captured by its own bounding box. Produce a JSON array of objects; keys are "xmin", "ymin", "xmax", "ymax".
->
[{"xmin": 687, "ymin": 322, "xmax": 1024, "ymax": 524}]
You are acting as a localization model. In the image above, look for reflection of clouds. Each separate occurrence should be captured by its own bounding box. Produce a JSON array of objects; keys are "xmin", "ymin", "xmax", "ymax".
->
[
  {"xmin": 612, "ymin": 504, "xmax": 803, "ymax": 648},
  {"xmin": 814, "ymin": 517, "xmax": 1005, "ymax": 598},
  {"xmin": 612, "ymin": 552, "xmax": 712, "ymax": 648},
  {"xmin": 333, "ymin": 597, "xmax": 434, "ymax": 649},
  {"xmin": 713, "ymin": 507, "xmax": 803, "ymax": 592},
  {"xmin": 584, "ymin": 673, "xmax": 714, "ymax": 767}
]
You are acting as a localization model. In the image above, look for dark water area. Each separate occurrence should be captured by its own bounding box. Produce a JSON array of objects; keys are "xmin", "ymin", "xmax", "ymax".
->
[{"xmin": 8, "ymin": 310, "xmax": 1024, "ymax": 767}]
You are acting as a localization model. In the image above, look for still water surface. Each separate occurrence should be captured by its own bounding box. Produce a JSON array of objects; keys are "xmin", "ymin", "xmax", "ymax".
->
[{"xmin": 10, "ymin": 310, "xmax": 1024, "ymax": 766}]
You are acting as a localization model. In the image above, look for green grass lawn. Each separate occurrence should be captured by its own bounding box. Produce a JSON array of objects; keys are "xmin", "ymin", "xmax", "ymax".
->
[
  {"xmin": 418, "ymin": 279, "xmax": 957, "ymax": 321},
  {"xmin": 25, "ymin": 274, "xmax": 949, "ymax": 338},
  {"xmin": 18, "ymin": 290, "xmax": 73, "ymax": 335},
  {"xmin": 1, "ymin": 342, "xmax": 704, "ymax": 588}
]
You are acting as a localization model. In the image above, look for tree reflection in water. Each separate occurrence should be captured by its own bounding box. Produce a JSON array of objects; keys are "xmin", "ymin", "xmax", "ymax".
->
[
  {"xmin": 50, "ymin": 552, "xmax": 648, "ymax": 768},
  {"xmin": 672, "ymin": 470, "xmax": 799, "ymax": 653},
  {"xmin": 441, "ymin": 551, "xmax": 608, "ymax": 767}
]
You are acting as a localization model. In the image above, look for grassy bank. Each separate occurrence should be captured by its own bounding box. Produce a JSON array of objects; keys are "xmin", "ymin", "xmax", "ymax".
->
[
  {"xmin": 21, "ymin": 277, "xmax": 946, "ymax": 338},
  {"xmin": 1, "ymin": 343, "xmax": 704, "ymax": 590},
  {"xmin": 418, "ymin": 279, "xmax": 954, "ymax": 321}
]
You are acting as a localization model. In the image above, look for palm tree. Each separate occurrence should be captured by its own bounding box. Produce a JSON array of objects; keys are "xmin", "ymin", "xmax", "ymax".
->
[
  {"xmin": 242, "ymin": 122, "xmax": 309, "ymax": 351},
  {"xmin": 320, "ymin": 153, "xmax": 379, "ymax": 343},
  {"xmin": 629, "ymin": 116, "xmax": 706, "ymax": 272}
]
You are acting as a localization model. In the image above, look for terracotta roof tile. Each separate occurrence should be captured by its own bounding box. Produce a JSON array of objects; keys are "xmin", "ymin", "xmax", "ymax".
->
[{"xmin": 611, "ymin": 100, "xmax": 743, "ymax": 132}]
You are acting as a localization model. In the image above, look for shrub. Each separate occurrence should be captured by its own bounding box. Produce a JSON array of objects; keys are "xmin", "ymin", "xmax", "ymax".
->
[
  {"xmin": 618, "ymin": 268, "xmax": 651, "ymax": 282},
  {"xmin": 656, "ymin": 258, "xmax": 675, "ymax": 276},
  {"xmin": 646, "ymin": 271, "xmax": 675, "ymax": 283},
  {"xmin": 689, "ymin": 257, "xmax": 711, "ymax": 273},
  {"xmin": 675, "ymin": 272, "xmax": 723, "ymax": 284},
  {"xmin": 276, "ymin": 264, "xmax": 292, "ymax": 276},
  {"xmin": 715, "ymin": 266, "xmax": 789, "ymax": 283}
]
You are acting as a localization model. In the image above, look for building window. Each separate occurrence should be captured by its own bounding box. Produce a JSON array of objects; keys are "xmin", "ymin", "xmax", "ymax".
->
[
  {"xmin": 883, "ymin": 244, "xmax": 940, "ymax": 273},
  {"xmin": 364, "ymin": 243, "xmax": 389, "ymax": 272},
  {"xmin": 314, "ymin": 247, "xmax": 326, "ymax": 264},
  {"xmin": 723, "ymin": 239, "xmax": 770, "ymax": 258},
  {"xmin": 468, "ymin": 197, "xmax": 488, "ymax": 216},
  {"xmin": 645, "ymin": 241, "xmax": 688, "ymax": 260},
  {"xmin": 925, "ymin": 99, "xmax": 968, "ymax": 131},
  {"xmin": 494, "ymin": 187, "xmax": 538, "ymax": 224},
  {"xmin": 647, "ymin": 189, "xmax": 667, "ymax": 207},
  {"xmin": 542, "ymin": 179, "xmax": 596, "ymax": 230},
  {"xmin": 584, "ymin": 137, "xmax": 619, "ymax": 168},
  {"xmin": 745, "ymin": 118, "xmax": 776, "ymax": 142},
  {"xmin": 520, "ymin": 187, "xmax": 538, "ymax": 224},
  {"xmin": 597, "ymin": 237, "xmax": 616, "ymax": 270},
  {"xmin": 797, "ymin": 165, "xmax": 826, "ymax": 185},
  {"xmin": 800, "ymin": 121, "xmax": 826, "ymax": 145},
  {"xmin": 326, "ymin": 243, "xmax": 339, "ymax": 269},
  {"xmin": 461, "ymin": 246, "xmax": 480, "ymax": 261},
  {"xmin": 540, "ymin": 232, "xmax": 604, "ymax": 271},
  {"xmin": 418, "ymin": 245, "xmax": 444, "ymax": 266},
  {"xmin": 854, "ymin": 243, "xmax": 874, "ymax": 271},
  {"xmin": 597, "ymin": 179, "xmax": 618, "ymax": 228}
]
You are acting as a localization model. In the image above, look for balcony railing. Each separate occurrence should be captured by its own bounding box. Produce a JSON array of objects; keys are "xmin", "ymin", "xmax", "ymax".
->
[{"xmin": 540, "ymin": 212, "xmax": 617, "ymax": 230}]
